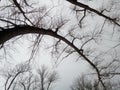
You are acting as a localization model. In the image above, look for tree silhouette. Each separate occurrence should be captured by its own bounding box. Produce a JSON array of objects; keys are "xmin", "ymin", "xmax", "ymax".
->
[
  {"xmin": 1, "ymin": 64, "xmax": 58, "ymax": 90},
  {"xmin": 0, "ymin": 0, "xmax": 120, "ymax": 89},
  {"xmin": 1, "ymin": 62, "xmax": 31, "ymax": 90},
  {"xmin": 71, "ymin": 74, "xmax": 120, "ymax": 90}
]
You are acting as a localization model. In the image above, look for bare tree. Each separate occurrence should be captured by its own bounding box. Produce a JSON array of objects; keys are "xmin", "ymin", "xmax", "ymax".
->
[
  {"xmin": 47, "ymin": 71, "xmax": 58, "ymax": 90},
  {"xmin": 0, "ymin": 0, "xmax": 120, "ymax": 90},
  {"xmin": 37, "ymin": 65, "xmax": 48, "ymax": 90},
  {"xmin": 1, "ymin": 64, "xmax": 59, "ymax": 90},
  {"xmin": 70, "ymin": 74, "xmax": 120, "ymax": 90},
  {"xmin": 37, "ymin": 65, "xmax": 59, "ymax": 90},
  {"xmin": 1, "ymin": 62, "xmax": 31, "ymax": 90}
]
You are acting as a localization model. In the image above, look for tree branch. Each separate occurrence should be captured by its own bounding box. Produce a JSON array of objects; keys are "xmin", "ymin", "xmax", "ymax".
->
[
  {"xmin": 66, "ymin": 0, "xmax": 120, "ymax": 26},
  {"xmin": 0, "ymin": 25, "xmax": 105, "ymax": 88},
  {"xmin": 12, "ymin": 0, "xmax": 34, "ymax": 25}
]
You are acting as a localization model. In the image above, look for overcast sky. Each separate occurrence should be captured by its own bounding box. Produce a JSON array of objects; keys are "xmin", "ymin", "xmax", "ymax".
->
[{"xmin": 0, "ymin": 0, "xmax": 120, "ymax": 90}]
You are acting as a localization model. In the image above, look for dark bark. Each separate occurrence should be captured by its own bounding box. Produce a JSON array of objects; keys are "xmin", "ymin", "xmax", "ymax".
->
[
  {"xmin": 0, "ymin": 25, "xmax": 105, "ymax": 89},
  {"xmin": 66, "ymin": 0, "xmax": 120, "ymax": 26}
]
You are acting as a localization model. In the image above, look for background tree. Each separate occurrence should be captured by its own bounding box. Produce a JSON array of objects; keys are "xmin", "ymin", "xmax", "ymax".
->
[
  {"xmin": 70, "ymin": 74, "xmax": 120, "ymax": 90},
  {"xmin": 0, "ymin": 62, "xmax": 31, "ymax": 90},
  {"xmin": 37, "ymin": 65, "xmax": 59, "ymax": 90},
  {"xmin": 1, "ymin": 64, "xmax": 59, "ymax": 90}
]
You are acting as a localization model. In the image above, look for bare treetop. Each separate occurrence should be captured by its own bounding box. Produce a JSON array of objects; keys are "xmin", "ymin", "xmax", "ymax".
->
[{"xmin": 0, "ymin": 0, "xmax": 120, "ymax": 90}]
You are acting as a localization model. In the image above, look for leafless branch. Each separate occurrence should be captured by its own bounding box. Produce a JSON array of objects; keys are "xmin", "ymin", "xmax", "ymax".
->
[{"xmin": 66, "ymin": 0, "xmax": 120, "ymax": 26}]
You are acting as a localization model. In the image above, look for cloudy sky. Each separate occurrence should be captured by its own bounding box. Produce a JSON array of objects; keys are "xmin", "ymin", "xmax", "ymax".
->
[{"xmin": 0, "ymin": 0, "xmax": 120, "ymax": 90}]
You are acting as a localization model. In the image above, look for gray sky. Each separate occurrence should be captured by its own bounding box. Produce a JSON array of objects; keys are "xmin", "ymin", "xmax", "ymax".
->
[
  {"xmin": 0, "ymin": 35, "xmax": 90, "ymax": 90},
  {"xmin": 0, "ymin": 0, "xmax": 120, "ymax": 90}
]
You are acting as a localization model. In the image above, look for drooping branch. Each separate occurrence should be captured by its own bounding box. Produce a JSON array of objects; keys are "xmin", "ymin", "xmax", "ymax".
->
[
  {"xmin": 0, "ymin": 25, "xmax": 105, "ymax": 88},
  {"xmin": 66, "ymin": 0, "xmax": 120, "ymax": 26}
]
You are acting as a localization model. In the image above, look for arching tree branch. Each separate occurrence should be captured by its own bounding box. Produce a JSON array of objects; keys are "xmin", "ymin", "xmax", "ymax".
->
[{"xmin": 0, "ymin": 25, "xmax": 105, "ymax": 88}]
